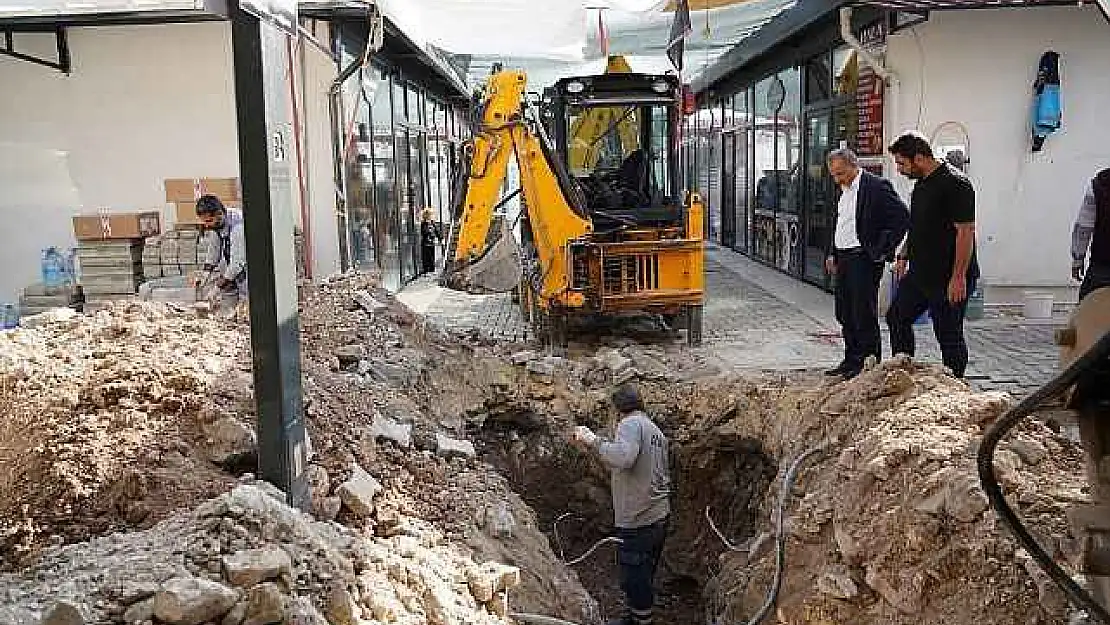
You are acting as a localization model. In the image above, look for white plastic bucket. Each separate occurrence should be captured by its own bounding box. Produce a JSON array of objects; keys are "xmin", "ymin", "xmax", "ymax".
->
[{"xmin": 1023, "ymin": 292, "xmax": 1054, "ymax": 319}]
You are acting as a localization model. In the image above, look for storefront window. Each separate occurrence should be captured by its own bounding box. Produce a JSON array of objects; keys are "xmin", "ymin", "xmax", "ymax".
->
[
  {"xmin": 733, "ymin": 89, "xmax": 751, "ymax": 253},
  {"xmin": 806, "ymin": 52, "xmax": 833, "ymax": 104}
]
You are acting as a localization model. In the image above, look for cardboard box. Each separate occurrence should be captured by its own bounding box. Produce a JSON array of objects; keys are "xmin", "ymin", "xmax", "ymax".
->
[
  {"xmin": 165, "ymin": 177, "xmax": 241, "ymax": 204},
  {"xmin": 73, "ymin": 212, "xmax": 161, "ymax": 241}
]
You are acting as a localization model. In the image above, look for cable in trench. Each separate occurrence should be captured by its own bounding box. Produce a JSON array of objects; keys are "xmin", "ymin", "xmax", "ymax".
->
[{"xmin": 705, "ymin": 442, "xmax": 832, "ymax": 625}]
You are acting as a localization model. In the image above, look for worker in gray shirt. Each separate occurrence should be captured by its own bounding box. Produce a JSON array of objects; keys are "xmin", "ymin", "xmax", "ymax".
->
[
  {"xmin": 572, "ymin": 384, "xmax": 670, "ymax": 625},
  {"xmin": 1071, "ymin": 168, "xmax": 1110, "ymax": 300},
  {"xmin": 194, "ymin": 194, "xmax": 248, "ymax": 312}
]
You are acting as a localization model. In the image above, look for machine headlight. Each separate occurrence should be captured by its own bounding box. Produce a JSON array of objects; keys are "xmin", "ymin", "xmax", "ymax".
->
[
  {"xmin": 651, "ymin": 80, "xmax": 670, "ymax": 94},
  {"xmin": 566, "ymin": 81, "xmax": 586, "ymax": 94}
]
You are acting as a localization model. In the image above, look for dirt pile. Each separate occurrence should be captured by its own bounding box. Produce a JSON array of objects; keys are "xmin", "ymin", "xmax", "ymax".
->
[
  {"xmin": 0, "ymin": 482, "xmax": 525, "ymax": 625},
  {"xmin": 0, "ymin": 303, "xmax": 248, "ymax": 566},
  {"xmin": 696, "ymin": 357, "xmax": 1085, "ymax": 625},
  {"xmin": 0, "ymin": 275, "xmax": 596, "ymax": 624}
]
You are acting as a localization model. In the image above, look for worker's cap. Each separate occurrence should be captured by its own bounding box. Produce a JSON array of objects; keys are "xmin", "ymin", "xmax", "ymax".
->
[
  {"xmin": 195, "ymin": 194, "xmax": 226, "ymax": 216},
  {"xmin": 611, "ymin": 384, "xmax": 643, "ymax": 414}
]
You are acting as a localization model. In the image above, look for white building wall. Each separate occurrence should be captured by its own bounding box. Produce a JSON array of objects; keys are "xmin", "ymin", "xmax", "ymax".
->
[
  {"xmin": 298, "ymin": 30, "xmax": 342, "ymax": 280},
  {"xmin": 884, "ymin": 5, "xmax": 1110, "ymax": 305},
  {"xmin": 0, "ymin": 20, "xmax": 342, "ymax": 304}
]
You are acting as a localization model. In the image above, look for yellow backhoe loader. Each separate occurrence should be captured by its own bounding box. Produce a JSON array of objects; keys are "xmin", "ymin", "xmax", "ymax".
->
[{"xmin": 441, "ymin": 59, "xmax": 705, "ymax": 347}]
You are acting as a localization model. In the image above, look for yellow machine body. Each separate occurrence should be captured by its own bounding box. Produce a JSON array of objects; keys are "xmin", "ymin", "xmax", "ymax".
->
[{"xmin": 445, "ymin": 62, "xmax": 705, "ymax": 343}]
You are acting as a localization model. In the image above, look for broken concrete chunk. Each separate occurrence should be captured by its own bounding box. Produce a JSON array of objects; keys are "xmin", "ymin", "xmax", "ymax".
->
[
  {"xmin": 595, "ymin": 348, "xmax": 632, "ymax": 375},
  {"xmin": 241, "ymin": 583, "xmax": 285, "ymax": 625},
  {"xmin": 222, "ymin": 547, "xmax": 293, "ymax": 588},
  {"xmin": 816, "ymin": 566, "xmax": 859, "ymax": 600},
  {"xmin": 1008, "ymin": 436, "xmax": 1049, "ymax": 466},
  {"xmin": 371, "ymin": 417, "xmax": 413, "ymax": 449},
  {"xmin": 101, "ymin": 578, "xmax": 160, "ymax": 606},
  {"xmin": 466, "ymin": 563, "xmax": 522, "ymax": 603},
  {"xmin": 435, "ymin": 433, "xmax": 476, "ymax": 459},
  {"xmin": 153, "ymin": 576, "xmax": 239, "ymax": 625},
  {"xmin": 202, "ymin": 417, "xmax": 258, "ymax": 466},
  {"xmin": 337, "ymin": 464, "xmax": 382, "ymax": 517},
  {"xmin": 353, "ymin": 290, "xmax": 388, "ymax": 315},
  {"xmin": 965, "ymin": 391, "xmax": 1012, "ymax": 426},
  {"xmin": 485, "ymin": 501, "xmax": 515, "ymax": 539},
  {"xmin": 38, "ymin": 602, "xmax": 84, "ymax": 625},
  {"xmin": 324, "ymin": 586, "xmax": 360, "ymax": 625},
  {"xmin": 945, "ymin": 475, "xmax": 990, "ymax": 523}
]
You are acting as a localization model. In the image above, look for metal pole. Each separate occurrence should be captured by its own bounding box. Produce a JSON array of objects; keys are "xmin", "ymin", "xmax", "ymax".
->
[{"xmin": 230, "ymin": 2, "xmax": 310, "ymax": 510}]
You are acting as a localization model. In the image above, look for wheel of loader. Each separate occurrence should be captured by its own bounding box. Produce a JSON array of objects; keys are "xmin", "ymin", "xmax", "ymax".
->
[{"xmin": 686, "ymin": 304, "xmax": 704, "ymax": 346}]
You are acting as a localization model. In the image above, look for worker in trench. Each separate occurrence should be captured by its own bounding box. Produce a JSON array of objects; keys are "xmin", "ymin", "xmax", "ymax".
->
[
  {"xmin": 193, "ymin": 194, "xmax": 248, "ymax": 316},
  {"xmin": 571, "ymin": 384, "xmax": 671, "ymax": 625}
]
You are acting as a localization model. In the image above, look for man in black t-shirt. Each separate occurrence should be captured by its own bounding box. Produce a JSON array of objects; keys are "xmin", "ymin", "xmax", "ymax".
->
[{"xmin": 886, "ymin": 132, "xmax": 980, "ymax": 378}]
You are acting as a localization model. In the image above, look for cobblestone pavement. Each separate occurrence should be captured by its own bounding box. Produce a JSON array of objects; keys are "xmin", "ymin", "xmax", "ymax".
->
[{"xmin": 399, "ymin": 251, "xmax": 1063, "ymax": 399}]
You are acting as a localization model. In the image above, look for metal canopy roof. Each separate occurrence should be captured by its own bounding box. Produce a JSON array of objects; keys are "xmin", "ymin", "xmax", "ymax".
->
[
  {"xmin": 0, "ymin": 0, "xmax": 229, "ymax": 28},
  {"xmin": 852, "ymin": 0, "xmax": 1082, "ymax": 9}
]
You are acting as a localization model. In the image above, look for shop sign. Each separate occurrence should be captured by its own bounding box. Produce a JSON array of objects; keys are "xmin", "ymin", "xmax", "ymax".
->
[{"xmin": 856, "ymin": 66, "xmax": 885, "ymax": 157}]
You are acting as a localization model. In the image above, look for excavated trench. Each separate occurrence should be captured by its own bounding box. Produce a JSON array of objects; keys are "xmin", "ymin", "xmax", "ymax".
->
[{"xmin": 472, "ymin": 406, "xmax": 778, "ymax": 625}]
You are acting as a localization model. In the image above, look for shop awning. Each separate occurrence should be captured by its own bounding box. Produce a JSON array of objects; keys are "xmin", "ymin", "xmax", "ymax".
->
[{"xmin": 0, "ymin": 1, "xmax": 230, "ymax": 27}]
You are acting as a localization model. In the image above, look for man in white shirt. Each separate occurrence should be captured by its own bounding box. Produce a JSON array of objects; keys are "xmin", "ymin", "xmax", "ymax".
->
[{"xmin": 825, "ymin": 149, "xmax": 910, "ymax": 378}]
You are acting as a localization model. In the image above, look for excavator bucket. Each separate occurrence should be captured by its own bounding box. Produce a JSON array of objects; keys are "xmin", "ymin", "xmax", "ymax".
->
[{"xmin": 443, "ymin": 218, "xmax": 522, "ymax": 294}]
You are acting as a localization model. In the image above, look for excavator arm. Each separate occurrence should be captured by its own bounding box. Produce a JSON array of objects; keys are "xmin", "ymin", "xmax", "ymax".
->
[{"xmin": 443, "ymin": 70, "xmax": 592, "ymax": 308}]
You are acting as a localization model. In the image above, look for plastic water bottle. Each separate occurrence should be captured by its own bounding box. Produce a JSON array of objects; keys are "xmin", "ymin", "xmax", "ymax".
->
[
  {"xmin": 1, "ymin": 304, "xmax": 18, "ymax": 330},
  {"xmin": 966, "ymin": 285, "xmax": 985, "ymax": 321},
  {"xmin": 41, "ymin": 247, "xmax": 64, "ymax": 288}
]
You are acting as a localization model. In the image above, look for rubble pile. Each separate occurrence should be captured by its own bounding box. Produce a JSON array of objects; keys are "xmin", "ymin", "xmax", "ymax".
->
[
  {"xmin": 0, "ymin": 303, "xmax": 248, "ymax": 566},
  {"xmin": 694, "ymin": 357, "xmax": 1085, "ymax": 625},
  {"xmin": 294, "ymin": 273, "xmax": 596, "ymax": 624},
  {"xmin": 0, "ymin": 483, "xmax": 524, "ymax": 625},
  {"xmin": 0, "ymin": 276, "xmax": 596, "ymax": 624},
  {"xmin": 0, "ymin": 272, "xmax": 1089, "ymax": 625}
]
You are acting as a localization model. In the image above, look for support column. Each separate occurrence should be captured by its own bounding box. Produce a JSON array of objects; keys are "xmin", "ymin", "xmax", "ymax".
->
[{"xmin": 230, "ymin": 3, "xmax": 310, "ymax": 510}]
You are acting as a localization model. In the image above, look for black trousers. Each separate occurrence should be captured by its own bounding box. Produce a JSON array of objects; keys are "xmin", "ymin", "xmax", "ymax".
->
[
  {"xmin": 421, "ymin": 243, "xmax": 436, "ymax": 275},
  {"xmin": 1080, "ymin": 263, "xmax": 1110, "ymax": 300},
  {"xmin": 834, "ymin": 249, "xmax": 884, "ymax": 371},
  {"xmin": 886, "ymin": 275, "xmax": 976, "ymax": 378},
  {"xmin": 616, "ymin": 518, "xmax": 668, "ymax": 624}
]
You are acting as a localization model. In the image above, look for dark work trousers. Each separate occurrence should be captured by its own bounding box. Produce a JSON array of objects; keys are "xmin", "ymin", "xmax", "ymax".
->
[
  {"xmin": 615, "ymin": 518, "xmax": 668, "ymax": 625},
  {"xmin": 886, "ymin": 275, "xmax": 976, "ymax": 378},
  {"xmin": 834, "ymin": 249, "xmax": 884, "ymax": 371},
  {"xmin": 421, "ymin": 244, "xmax": 436, "ymax": 275},
  {"xmin": 1080, "ymin": 264, "xmax": 1110, "ymax": 300}
]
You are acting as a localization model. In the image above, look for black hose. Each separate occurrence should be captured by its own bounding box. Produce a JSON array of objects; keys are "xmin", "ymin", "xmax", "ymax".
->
[
  {"xmin": 742, "ymin": 443, "xmax": 828, "ymax": 625},
  {"xmin": 978, "ymin": 329, "xmax": 1110, "ymax": 623}
]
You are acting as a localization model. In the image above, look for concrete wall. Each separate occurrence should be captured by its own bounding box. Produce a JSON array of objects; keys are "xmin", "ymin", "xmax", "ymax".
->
[
  {"xmin": 884, "ymin": 5, "xmax": 1110, "ymax": 306},
  {"xmin": 0, "ymin": 20, "xmax": 341, "ymax": 304}
]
